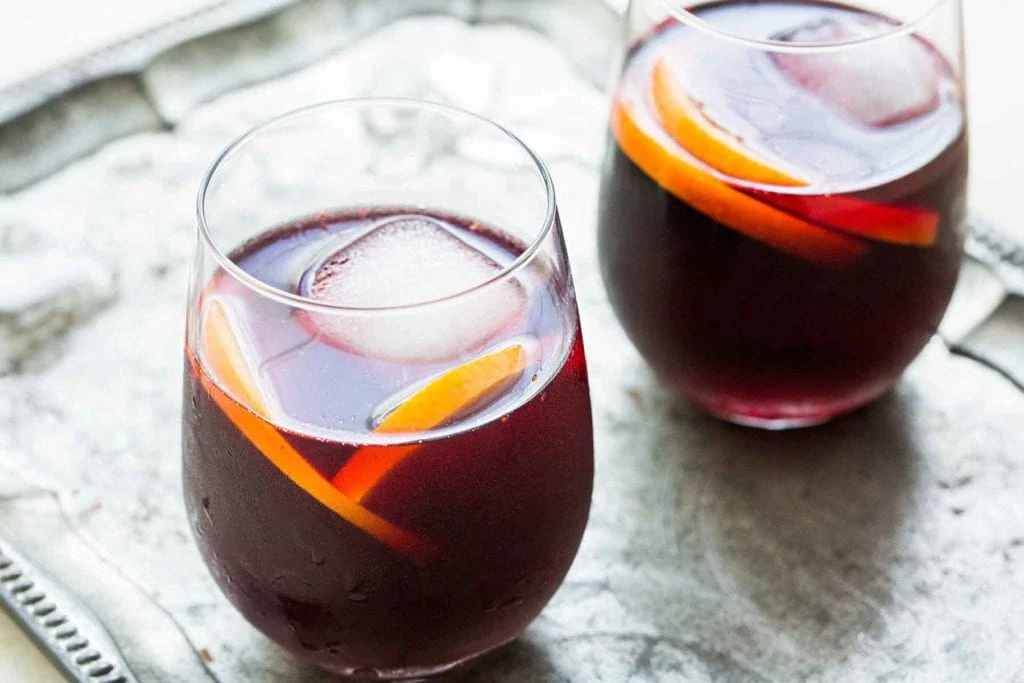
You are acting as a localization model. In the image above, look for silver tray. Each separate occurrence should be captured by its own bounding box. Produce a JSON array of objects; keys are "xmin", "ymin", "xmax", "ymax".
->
[{"xmin": 1, "ymin": 2, "xmax": 1022, "ymax": 681}]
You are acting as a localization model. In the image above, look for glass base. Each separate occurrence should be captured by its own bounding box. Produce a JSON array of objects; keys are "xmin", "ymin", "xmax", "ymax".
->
[
  {"xmin": 326, "ymin": 661, "xmax": 468, "ymax": 681},
  {"xmin": 683, "ymin": 382, "xmax": 893, "ymax": 430},
  {"xmin": 318, "ymin": 637, "xmax": 514, "ymax": 681},
  {"xmin": 708, "ymin": 411, "xmax": 836, "ymax": 430}
]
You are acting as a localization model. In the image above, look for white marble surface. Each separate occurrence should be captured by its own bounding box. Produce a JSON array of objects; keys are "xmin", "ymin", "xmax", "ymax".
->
[
  {"xmin": 0, "ymin": 0, "xmax": 219, "ymax": 90},
  {"xmin": 0, "ymin": 1, "xmax": 1023, "ymax": 682},
  {"xmin": 0, "ymin": 627, "xmax": 63, "ymax": 683}
]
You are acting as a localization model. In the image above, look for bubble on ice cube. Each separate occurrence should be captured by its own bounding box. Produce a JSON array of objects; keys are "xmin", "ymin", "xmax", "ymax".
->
[
  {"xmin": 771, "ymin": 16, "xmax": 943, "ymax": 127},
  {"xmin": 303, "ymin": 216, "xmax": 526, "ymax": 363}
]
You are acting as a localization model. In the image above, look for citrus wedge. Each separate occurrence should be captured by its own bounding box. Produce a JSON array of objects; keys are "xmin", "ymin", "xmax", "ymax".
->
[
  {"xmin": 750, "ymin": 191, "xmax": 940, "ymax": 246},
  {"xmin": 613, "ymin": 98, "xmax": 868, "ymax": 267},
  {"xmin": 651, "ymin": 58, "xmax": 808, "ymax": 187},
  {"xmin": 198, "ymin": 298, "xmax": 439, "ymax": 564},
  {"xmin": 202, "ymin": 298, "xmax": 271, "ymax": 418},
  {"xmin": 332, "ymin": 342, "xmax": 531, "ymax": 502},
  {"xmin": 650, "ymin": 58, "xmax": 940, "ymax": 247}
]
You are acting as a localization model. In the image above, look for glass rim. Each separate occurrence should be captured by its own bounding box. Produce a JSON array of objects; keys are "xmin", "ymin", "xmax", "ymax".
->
[
  {"xmin": 196, "ymin": 97, "xmax": 557, "ymax": 315},
  {"xmin": 648, "ymin": 0, "xmax": 955, "ymax": 53}
]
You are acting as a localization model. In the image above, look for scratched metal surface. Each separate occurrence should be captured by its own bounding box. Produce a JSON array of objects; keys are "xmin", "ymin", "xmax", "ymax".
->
[{"xmin": 0, "ymin": 1, "xmax": 1023, "ymax": 681}]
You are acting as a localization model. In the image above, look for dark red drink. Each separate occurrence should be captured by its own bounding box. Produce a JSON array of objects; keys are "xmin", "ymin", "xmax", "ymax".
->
[
  {"xmin": 183, "ymin": 208, "xmax": 592, "ymax": 678},
  {"xmin": 598, "ymin": 0, "xmax": 968, "ymax": 426}
]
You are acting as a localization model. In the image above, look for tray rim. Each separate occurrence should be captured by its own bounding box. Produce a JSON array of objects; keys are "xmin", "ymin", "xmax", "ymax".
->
[{"xmin": 0, "ymin": 0, "xmax": 620, "ymax": 194}]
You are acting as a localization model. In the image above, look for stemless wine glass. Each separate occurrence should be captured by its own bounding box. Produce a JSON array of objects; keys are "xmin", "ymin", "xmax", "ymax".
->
[
  {"xmin": 182, "ymin": 99, "xmax": 593, "ymax": 679},
  {"xmin": 598, "ymin": 0, "xmax": 968, "ymax": 428}
]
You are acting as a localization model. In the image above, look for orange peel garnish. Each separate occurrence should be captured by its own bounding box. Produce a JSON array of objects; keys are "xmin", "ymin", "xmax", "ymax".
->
[
  {"xmin": 331, "ymin": 342, "xmax": 530, "ymax": 502},
  {"xmin": 651, "ymin": 58, "xmax": 808, "ymax": 188},
  {"xmin": 202, "ymin": 298, "xmax": 271, "ymax": 418},
  {"xmin": 650, "ymin": 58, "xmax": 940, "ymax": 247},
  {"xmin": 752, "ymin": 192, "xmax": 940, "ymax": 246},
  {"xmin": 613, "ymin": 98, "xmax": 868, "ymax": 267},
  {"xmin": 197, "ymin": 298, "xmax": 439, "ymax": 564}
]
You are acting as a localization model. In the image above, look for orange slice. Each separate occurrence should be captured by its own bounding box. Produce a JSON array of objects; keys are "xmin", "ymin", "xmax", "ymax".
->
[
  {"xmin": 198, "ymin": 299, "xmax": 439, "ymax": 564},
  {"xmin": 613, "ymin": 98, "xmax": 868, "ymax": 268},
  {"xmin": 751, "ymin": 192, "xmax": 940, "ymax": 246},
  {"xmin": 650, "ymin": 59, "xmax": 939, "ymax": 247},
  {"xmin": 651, "ymin": 58, "xmax": 808, "ymax": 188},
  {"xmin": 332, "ymin": 342, "xmax": 531, "ymax": 502},
  {"xmin": 202, "ymin": 298, "xmax": 271, "ymax": 418}
]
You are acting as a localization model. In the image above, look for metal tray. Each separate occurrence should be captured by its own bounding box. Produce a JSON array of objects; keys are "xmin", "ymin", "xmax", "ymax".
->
[{"xmin": 1, "ymin": 2, "xmax": 1022, "ymax": 681}]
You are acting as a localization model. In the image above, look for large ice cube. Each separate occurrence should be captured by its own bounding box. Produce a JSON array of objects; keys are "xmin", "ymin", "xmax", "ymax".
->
[
  {"xmin": 303, "ymin": 216, "xmax": 526, "ymax": 362},
  {"xmin": 772, "ymin": 16, "xmax": 943, "ymax": 127}
]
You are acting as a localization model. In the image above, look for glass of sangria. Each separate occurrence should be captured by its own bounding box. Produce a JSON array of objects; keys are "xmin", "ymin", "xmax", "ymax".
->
[
  {"xmin": 598, "ymin": 0, "xmax": 969, "ymax": 428},
  {"xmin": 182, "ymin": 99, "xmax": 593, "ymax": 679}
]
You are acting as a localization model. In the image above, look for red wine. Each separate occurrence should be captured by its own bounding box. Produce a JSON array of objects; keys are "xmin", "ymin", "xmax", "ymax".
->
[
  {"xmin": 598, "ymin": 0, "xmax": 967, "ymax": 426},
  {"xmin": 183, "ymin": 208, "xmax": 592, "ymax": 678}
]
